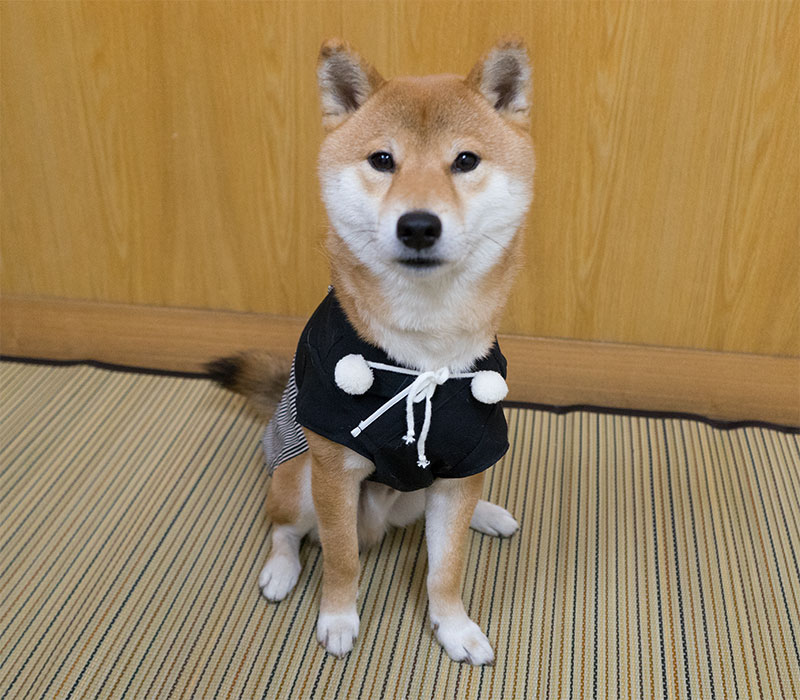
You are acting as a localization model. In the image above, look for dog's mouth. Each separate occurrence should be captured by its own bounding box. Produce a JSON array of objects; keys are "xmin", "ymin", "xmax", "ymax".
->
[{"xmin": 396, "ymin": 257, "xmax": 444, "ymax": 269}]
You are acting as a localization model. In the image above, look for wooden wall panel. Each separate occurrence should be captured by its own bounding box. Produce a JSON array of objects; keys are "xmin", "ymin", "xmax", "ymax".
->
[
  {"xmin": 4, "ymin": 295, "xmax": 798, "ymax": 426},
  {"xmin": 1, "ymin": 1, "xmax": 798, "ymax": 356}
]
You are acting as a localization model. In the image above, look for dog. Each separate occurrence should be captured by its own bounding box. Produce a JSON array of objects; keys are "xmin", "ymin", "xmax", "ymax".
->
[{"xmin": 208, "ymin": 38, "xmax": 534, "ymax": 666}]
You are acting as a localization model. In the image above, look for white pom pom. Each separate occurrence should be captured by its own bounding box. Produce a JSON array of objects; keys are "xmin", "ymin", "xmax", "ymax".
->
[
  {"xmin": 335, "ymin": 354, "xmax": 374, "ymax": 395},
  {"xmin": 470, "ymin": 371, "xmax": 508, "ymax": 404}
]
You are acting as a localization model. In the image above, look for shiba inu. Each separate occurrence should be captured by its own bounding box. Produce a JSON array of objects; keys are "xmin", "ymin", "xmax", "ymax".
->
[{"xmin": 208, "ymin": 38, "xmax": 534, "ymax": 665}]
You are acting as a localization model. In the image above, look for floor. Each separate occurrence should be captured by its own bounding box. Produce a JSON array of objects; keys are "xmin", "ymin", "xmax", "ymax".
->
[{"xmin": 1, "ymin": 360, "xmax": 798, "ymax": 698}]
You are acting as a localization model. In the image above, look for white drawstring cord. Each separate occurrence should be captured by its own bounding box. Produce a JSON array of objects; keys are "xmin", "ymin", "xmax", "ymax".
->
[{"xmin": 350, "ymin": 362, "xmax": 475, "ymax": 468}]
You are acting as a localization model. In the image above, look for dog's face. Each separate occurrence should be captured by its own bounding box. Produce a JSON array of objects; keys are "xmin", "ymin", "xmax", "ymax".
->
[{"xmin": 316, "ymin": 40, "xmax": 535, "ymax": 284}]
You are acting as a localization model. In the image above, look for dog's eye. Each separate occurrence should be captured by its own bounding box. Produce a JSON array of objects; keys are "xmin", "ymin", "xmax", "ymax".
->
[
  {"xmin": 367, "ymin": 151, "xmax": 395, "ymax": 173},
  {"xmin": 451, "ymin": 151, "xmax": 480, "ymax": 173}
]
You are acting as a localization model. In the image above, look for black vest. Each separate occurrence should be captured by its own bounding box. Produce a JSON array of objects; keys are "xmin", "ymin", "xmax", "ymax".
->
[{"xmin": 289, "ymin": 291, "xmax": 509, "ymax": 491}]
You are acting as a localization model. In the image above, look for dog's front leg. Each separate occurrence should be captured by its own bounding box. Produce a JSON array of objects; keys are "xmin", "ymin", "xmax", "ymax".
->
[
  {"xmin": 307, "ymin": 433, "xmax": 370, "ymax": 658},
  {"xmin": 426, "ymin": 472, "xmax": 495, "ymax": 665}
]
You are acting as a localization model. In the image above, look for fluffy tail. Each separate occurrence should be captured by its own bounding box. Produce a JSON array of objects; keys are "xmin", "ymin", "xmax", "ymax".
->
[{"xmin": 205, "ymin": 350, "xmax": 289, "ymax": 421}]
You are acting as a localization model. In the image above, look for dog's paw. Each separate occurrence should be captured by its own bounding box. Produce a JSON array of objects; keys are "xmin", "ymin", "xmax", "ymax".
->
[
  {"xmin": 258, "ymin": 554, "xmax": 301, "ymax": 602},
  {"xmin": 433, "ymin": 615, "xmax": 495, "ymax": 666},
  {"xmin": 317, "ymin": 608, "xmax": 359, "ymax": 658},
  {"xmin": 470, "ymin": 500, "xmax": 519, "ymax": 538}
]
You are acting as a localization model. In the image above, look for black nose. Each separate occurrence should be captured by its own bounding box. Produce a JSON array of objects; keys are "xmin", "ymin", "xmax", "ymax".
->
[{"xmin": 396, "ymin": 211, "xmax": 442, "ymax": 251}]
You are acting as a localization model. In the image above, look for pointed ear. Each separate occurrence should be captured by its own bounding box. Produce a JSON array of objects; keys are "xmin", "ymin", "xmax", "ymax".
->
[
  {"xmin": 466, "ymin": 38, "xmax": 532, "ymax": 126},
  {"xmin": 317, "ymin": 39, "xmax": 384, "ymax": 131}
]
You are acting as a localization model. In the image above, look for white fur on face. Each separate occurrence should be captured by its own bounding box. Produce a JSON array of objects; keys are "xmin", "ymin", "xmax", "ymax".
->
[
  {"xmin": 320, "ymin": 158, "xmax": 533, "ymax": 281},
  {"xmin": 455, "ymin": 166, "xmax": 533, "ymax": 279},
  {"xmin": 319, "ymin": 166, "xmax": 381, "ymax": 264}
]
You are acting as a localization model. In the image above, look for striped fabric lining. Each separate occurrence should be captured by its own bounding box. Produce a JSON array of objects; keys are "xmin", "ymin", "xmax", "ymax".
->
[
  {"xmin": 261, "ymin": 359, "xmax": 308, "ymax": 472},
  {"xmin": 0, "ymin": 360, "xmax": 798, "ymax": 698}
]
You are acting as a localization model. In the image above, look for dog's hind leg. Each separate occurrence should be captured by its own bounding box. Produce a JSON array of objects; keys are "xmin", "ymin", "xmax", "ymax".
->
[
  {"xmin": 358, "ymin": 482, "xmax": 401, "ymax": 550},
  {"xmin": 259, "ymin": 523, "xmax": 305, "ymax": 602},
  {"xmin": 470, "ymin": 500, "xmax": 519, "ymax": 538},
  {"xmin": 386, "ymin": 489, "xmax": 426, "ymax": 528},
  {"xmin": 259, "ymin": 454, "xmax": 315, "ymax": 602},
  {"xmin": 389, "ymin": 489, "xmax": 519, "ymax": 539}
]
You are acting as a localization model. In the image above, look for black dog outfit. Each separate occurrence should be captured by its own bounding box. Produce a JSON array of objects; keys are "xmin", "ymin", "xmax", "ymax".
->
[{"xmin": 262, "ymin": 290, "xmax": 509, "ymax": 492}]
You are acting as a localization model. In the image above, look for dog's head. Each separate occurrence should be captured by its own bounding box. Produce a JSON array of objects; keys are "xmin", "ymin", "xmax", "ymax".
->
[{"xmin": 316, "ymin": 39, "xmax": 535, "ymax": 283}]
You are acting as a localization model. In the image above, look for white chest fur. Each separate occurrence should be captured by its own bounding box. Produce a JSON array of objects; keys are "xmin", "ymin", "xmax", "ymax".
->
[{"xmin": 355, "ymin": 274, "xmax": 499, "ymax": 373}]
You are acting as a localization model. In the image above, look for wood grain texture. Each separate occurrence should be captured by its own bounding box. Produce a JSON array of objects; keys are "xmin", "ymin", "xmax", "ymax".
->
[
  {"xmin": 2, "ymin": 296, "xmax": 797, "ymax": 426},
  {"xmin": 1, "ymin": 1, "xmax": 798, "ymax": 356}
]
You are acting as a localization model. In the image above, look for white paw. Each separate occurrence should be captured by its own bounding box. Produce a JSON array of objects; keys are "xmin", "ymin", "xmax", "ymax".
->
[
  {"xmin": 433, "ymin": 615, "xmax": 495, "ymax": 666},
  {"xmin": 317, "ymin": 608, "xmax": 359, "ymax": 658},
  {"xmin": 258, "ymin": 554, "xmax": 301, "ymax": 602},
  {"xmin": 470, "ymin": 500, "xmax": 519, "ymax": 538}
]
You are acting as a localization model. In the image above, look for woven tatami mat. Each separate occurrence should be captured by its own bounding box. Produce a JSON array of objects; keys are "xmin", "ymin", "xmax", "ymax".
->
[{"xmin": 1, "ymin": 360, "xmax": 798, "ymax": 698}]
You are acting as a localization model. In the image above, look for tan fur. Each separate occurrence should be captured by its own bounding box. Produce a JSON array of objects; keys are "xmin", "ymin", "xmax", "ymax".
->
[
  {"xmin": 465, "ymin": 37, "xmax": 532, "ymax": 127},
  {"xmin": 305, "ymin": 430, "xmax": 371, "ymax": 613},
  {"xmin": 264, "ymin": 452, "xmax": 304, "ymax": 526},
  {"xmin": 319, "ymin": 73, "xmax": 532, "ymax": 175},
  {"xmin": 317, "ymin": 39, "xmax": 385, "ymax": 132}
]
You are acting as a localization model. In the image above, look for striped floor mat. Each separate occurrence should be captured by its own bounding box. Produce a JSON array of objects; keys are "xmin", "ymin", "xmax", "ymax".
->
[{"xmin": 1, "ymin": 360, "xmax": 798, "ymax": 699}]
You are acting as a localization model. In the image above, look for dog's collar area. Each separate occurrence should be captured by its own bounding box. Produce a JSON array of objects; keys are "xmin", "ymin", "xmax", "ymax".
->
[{"xmin": 335, "ymin": 354, "xmax": 507, "ymax": 469}]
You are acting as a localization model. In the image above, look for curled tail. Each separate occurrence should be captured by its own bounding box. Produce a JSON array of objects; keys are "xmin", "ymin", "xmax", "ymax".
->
[{"xmin": 205, "ymin": 350, "xmax": 289, "ymax": 421}]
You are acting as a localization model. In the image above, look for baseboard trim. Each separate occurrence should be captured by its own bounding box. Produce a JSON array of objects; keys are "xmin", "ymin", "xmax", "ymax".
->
[{"xmin": 2, "ymin": 295, "xmax": 798, "ymax": 426}]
